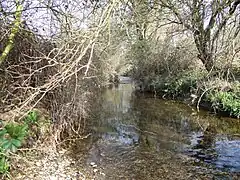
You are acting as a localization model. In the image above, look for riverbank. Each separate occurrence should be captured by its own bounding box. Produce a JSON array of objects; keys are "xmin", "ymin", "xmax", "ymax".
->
[{"xmin": 133, "ymin": 70, "xmax": 240, "ymax": 118}]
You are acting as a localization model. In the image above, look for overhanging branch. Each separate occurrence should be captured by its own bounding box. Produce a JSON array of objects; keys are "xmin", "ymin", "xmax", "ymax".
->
[{"xmin": 0, "ymin": 0, "xmax": 23, "ymax": 66}]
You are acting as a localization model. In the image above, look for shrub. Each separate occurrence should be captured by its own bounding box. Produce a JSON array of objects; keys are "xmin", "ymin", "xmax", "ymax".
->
[
  {"xmin": 0, "ymin": 110, "xmax": 39, "ymax": 175},
  {"xmin": 207, "ymin": 90, "xmax": 240, "ymax": 118},
  {"xmin": 151, "ymin": 71, "xmax": 205, "ymax": 98},
  {"xmin": 0, "ymin": 123, "xmax": 28, "ymax": 153},
  {"xmin": 0, "ymin": 122, "xmax": 27, "ymax": 176}
]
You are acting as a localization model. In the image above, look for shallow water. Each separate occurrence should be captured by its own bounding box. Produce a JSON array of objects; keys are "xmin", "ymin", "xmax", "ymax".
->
[{"xmin": 71, "ymin": 78, "xmax": 240, "ymax": 179}]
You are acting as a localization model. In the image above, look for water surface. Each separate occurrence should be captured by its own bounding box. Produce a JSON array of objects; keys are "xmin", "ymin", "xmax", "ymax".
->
[{"xmin": 71, "ymin": 78, "xmax": 240, "ymax": 179}]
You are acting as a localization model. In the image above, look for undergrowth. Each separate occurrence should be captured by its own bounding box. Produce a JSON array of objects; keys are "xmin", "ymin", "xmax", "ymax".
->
[
  {"xmin": 206, "ymin": 84, "xmax": 240, "ymax": 118},
  {"xmin": 0, "ymin": 110, "xmax": 38, "ymax": 176},
  {"xmin": 136, "ymin": 69, "xmax": 240, "ymax": 118},
  {"xmin": 150, "ymin": 71, "xmax": 206, "ymax": 98}
]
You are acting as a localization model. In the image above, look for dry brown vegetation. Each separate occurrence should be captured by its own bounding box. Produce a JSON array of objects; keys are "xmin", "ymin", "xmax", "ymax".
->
[
  {"xmin": 0, "ymin": 0, "xmax": 240, "ymax": 138},
  {"xmin": 0, "ymin": 0, "xmax": 240, "ymax": 178},
  {"xmin": 0, "ymin": 0, "xmax": 119, "ymax": 140}
]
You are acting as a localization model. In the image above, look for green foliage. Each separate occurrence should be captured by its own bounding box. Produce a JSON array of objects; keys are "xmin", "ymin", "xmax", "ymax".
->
[
  {"xmin": 0, "ymin": 110, "xmax": 39, "ymax": 175},
  {"xmin": 24, "ymin": 110, "xmax": 38, "ymax": 125},
  {"xmin": 0, "ymin": 122, "xmax": 27, "ymax": 175},
  {"xmin": 0, "ymin": 123, "xmax": 28, "ymax": 153},
  {"xmin": 207, "ymin": 90, "xmax": 240, "ymax": 118},
  {"xmin": 0, "ymin": 155, "xmax": 9, "ymax": 174},
  {"xmin": 151, "ymin": 71, "xmax": 205, "ymax": 98},
  {"xmin": 4, "ymin": 123, "xmax": 28, "ymax": 142}
]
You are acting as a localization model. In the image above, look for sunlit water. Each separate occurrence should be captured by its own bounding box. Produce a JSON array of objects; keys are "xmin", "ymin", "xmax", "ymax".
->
[{"xmin": 71, "ymin": 77, "xmax": 240, "ymax": 179}]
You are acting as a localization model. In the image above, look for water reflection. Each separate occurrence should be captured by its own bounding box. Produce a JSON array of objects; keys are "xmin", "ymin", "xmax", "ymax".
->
[
  {"xmin": 189, "ymin": 133, "xmax": 240, "ymax": 172},
  {"xmin": 72, "ymin": 79, "xmax": 240, "ymax": 179}
]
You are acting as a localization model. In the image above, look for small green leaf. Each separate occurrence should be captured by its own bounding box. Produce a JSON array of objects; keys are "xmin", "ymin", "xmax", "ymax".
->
[
  {"xmin": 1, "ymin": 140, "xmax": 11, "ymax": 151},
  {"xmin": 0, "ymin": 156, "xmax": 9, "ymax": 174},
  {"xmin": 25, "ymin": 111, "xmax": 38, "ymax": 125},
  {"xmin": 0, "ymin": 129, "xmax": 7, "ymax": 138},
  {"xmin": 10, "ymin": 144, "xmax": 17, "ymax": 153},
  {"xmin": 11, "ymin": 139, "xmax": 22, "ymax": 148}
]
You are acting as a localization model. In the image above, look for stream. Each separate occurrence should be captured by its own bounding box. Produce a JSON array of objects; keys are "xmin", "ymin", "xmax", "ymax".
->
[{"xmin": 70, "ymin": 77, "xmax": 240, "ymax": 179}]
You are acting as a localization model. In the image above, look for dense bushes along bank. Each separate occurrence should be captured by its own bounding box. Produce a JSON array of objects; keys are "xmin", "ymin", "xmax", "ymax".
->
[{"xmin": 135, "ymin": 70, "xmax": 240, "ymax": 118}]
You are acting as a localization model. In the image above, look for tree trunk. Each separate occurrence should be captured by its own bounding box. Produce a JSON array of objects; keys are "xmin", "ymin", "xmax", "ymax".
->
[
  {"xmin": 194, "ymin": 30, "xmax": 214, "ymax": 72},
  {"xmin": 197, "ymin": 52, "xmax": 214, "ymax": 72}
]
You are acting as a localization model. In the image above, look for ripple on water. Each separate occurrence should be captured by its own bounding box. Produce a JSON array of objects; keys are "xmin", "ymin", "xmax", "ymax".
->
[
  {"xmin": 214, "ymin": 137, "xmax": 240, "ymax": 172},
  {"xmin": 70, "ymin": 82, "xmax": 240, "ymax": 179},
  {"xmin": 187, "ymin": 133, "xmax": 240, "ymax": 172}
]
